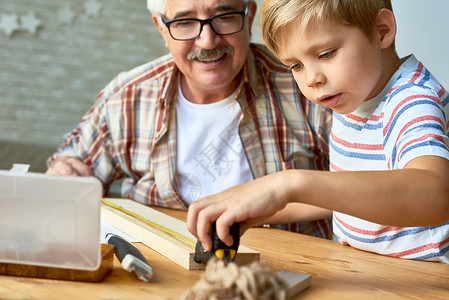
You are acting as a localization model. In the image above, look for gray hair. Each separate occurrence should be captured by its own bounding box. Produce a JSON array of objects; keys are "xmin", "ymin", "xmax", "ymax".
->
[
  {"xmin": 146, "ymin": 0, "xmax": 165, "ymax": 14},
  {"xmin": 147, "ymin": 0, "xmax": 250, "ymax": 15}
]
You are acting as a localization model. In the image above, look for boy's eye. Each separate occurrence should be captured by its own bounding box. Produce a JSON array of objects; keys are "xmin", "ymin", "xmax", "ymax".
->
[
  {"xmin": 289, "ymin": 62, "xmax": 303, "ymax": 71},
  {"xmin": 319, "ymin": 50, "xmax": 336, "ymax": 60}
]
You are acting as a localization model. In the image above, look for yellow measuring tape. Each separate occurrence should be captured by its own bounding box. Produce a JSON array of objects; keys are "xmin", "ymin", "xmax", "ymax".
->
[{"xmin": 101, "ymin": 198, "xmax": 196, "ymax": 248}]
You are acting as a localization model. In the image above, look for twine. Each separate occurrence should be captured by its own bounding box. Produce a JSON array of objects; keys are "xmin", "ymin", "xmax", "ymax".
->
[{"xmin": 181, "ymin": 259, "xmax": 289, "ymax": 300}]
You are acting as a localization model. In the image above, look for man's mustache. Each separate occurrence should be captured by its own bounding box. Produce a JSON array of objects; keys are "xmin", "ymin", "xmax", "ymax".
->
[{"xmin": 186, "ymin": 46, "xmax": 234, "ymax": 61}]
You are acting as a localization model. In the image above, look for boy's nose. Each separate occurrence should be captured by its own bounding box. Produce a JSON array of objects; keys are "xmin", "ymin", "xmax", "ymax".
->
[
  {"xmin": 195, "ymin": 24, "xmax": 221, "ymax": 49},
  {"xmin": 305, "ymin": 67, "xmax": 326, "ymax": 87}
]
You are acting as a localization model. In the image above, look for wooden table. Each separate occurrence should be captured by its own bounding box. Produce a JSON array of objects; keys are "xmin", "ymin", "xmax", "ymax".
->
[{"xmin": 1, "ymin": 207, "xmax": 448, "ymax": 299}]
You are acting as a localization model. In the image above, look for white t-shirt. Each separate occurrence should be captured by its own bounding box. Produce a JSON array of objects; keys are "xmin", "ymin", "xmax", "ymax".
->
[{"xmin": 175, "ymin": 84, "xmax": 253, "ymax": 204}]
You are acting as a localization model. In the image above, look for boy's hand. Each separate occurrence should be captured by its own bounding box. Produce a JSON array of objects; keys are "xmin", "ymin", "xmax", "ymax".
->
[
  {"xmin": 187, "ymin": 173, "xmax": 289, "ymax": 251},
  {"xmin": 46, "ymin": 156, "xmax": 92, "ymax": 177}
]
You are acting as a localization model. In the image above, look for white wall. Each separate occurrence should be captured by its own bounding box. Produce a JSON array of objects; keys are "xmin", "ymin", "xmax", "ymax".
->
[{"xmin": 392, "ymin": 0, "xmax": 449, "ymax": 88}]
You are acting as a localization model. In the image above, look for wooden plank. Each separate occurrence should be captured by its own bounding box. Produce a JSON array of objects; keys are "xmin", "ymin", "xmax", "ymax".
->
[{"xmin": 101, "ymin": 198, "xmax": 259, "ymax": 270}]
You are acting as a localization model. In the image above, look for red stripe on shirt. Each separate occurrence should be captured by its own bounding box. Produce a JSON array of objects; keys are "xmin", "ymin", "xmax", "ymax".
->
[
  {"xmin": 383, "ymin": 94, "xmax": 443, "ymax": 136},
  {"xmin": 345, "ymin": 112, "xmax": 383, "ymax": 123},
  {"xmin": 329, "ymin": 161, "xmax": 347, "ymax": 171},
  {"xmin": 331, "ymin": 131, "xmax": 383, "ymax": 150},
  {"xmin": 398, "ymin": 133, "xmax": 447, "ymax": 159},
  {"xmin": 437, "ymin": 86, "xmax": 446, "ymax": 98},
  {"xmin": 386, "ymin": 236, "xmax": 449, "ymax": 258},
  {"xmin": 334, "ymin": 213, "xmax": 402, "ymax": 235},
  {"xmin": 409, "ymin": 62, "xmax": 424, "ymax": 83}
]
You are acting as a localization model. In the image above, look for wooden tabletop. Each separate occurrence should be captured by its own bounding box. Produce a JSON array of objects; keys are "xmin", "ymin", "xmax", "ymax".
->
[{"xmin": 1, "ymin": 207, "xmax": 448, "ymax": 299}]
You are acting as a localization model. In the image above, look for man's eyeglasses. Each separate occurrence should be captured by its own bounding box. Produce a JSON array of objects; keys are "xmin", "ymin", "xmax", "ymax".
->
[{"xmin": 161, "ymin": 6, "xmax": 248, "ymax": 41}]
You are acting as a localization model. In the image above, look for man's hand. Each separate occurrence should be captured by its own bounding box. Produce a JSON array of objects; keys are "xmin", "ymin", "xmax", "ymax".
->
[{"xmin": 46, "ymin": 156, "xmax": 92, "ymax": 177}]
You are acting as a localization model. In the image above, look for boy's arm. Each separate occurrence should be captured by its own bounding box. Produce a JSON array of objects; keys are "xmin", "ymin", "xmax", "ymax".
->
[
  {"xmin": 260, "ymin": 203, "xmax": 332, "ymax": 225},
  {"xmin": 187, "ymin": 155, "xmax": 449, "ymax": 251},
  {"xmin": 287, "ymin": 156, "xmax": 449, "ymax": 227}
]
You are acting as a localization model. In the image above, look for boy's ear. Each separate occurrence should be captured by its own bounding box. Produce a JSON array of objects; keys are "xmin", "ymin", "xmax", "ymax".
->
[{"xmin": 375, "ymin": 8, "xmax": 397, "ymax": 49}]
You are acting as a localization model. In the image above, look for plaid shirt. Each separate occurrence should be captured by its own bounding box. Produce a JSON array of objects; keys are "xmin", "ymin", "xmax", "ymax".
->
[{"xmin": 51, "ymin": 44, "xmax": 332, "ymax": 238}]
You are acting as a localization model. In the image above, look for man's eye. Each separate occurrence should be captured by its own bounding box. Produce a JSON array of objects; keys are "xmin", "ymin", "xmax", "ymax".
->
[
  {"xmin": 215, "ymin": 14, "xmax": 239, "ymax": 23},
  {"xmin": 319, "ymin": 50, "xmax": 336, "ymax": 60},
  {"xmin": 172, "ymin": 20, "xmax": 195, "ymax": 29}
]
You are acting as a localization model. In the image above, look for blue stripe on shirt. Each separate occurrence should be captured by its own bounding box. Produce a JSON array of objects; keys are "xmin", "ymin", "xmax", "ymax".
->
[
  {"xmin": 330, "ymin": 140, "xmax": 385, "ymax": 160},
  {"xmin": 384, "ymin": 100, "xmax": 444, "ymax": 143},
  {"xmin": 398, "ymin": 140, "xmax": 449, "ymax": 160},
  {"xmin": 334, "ymin": 221, "xmax": 430, "ymax": 244}
]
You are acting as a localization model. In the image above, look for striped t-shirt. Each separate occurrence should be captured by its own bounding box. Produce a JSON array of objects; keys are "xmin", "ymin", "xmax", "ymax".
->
[{"xmin": 331, "ymin": 55, "xmax": 449, "ymax": 263}]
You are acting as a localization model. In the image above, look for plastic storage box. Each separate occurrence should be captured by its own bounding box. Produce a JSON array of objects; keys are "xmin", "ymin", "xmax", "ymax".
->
[{"xmin": 0, "ymin": 169, "xmax": 102, "ymax": 270}]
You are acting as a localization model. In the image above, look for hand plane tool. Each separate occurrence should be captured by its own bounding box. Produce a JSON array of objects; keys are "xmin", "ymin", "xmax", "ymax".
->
[{"xmin": 194, "ymin": 222, "xmax": 240, "ymax": 265}]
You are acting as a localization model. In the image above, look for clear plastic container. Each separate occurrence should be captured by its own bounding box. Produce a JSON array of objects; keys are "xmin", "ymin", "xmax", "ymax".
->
[{"xmin": 0, "ymin": 170, "xmax": 102, "ymax": 270}]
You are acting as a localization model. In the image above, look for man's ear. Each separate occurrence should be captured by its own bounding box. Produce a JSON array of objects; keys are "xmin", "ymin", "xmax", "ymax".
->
[
  {"xmin": 375, "ymin": 8, "xmax": 397, "ymax": 49},
  {"xmin": 152, "ymin": 14, "xmax": 170, "ymax": 48},
  {"xmin": 246, "ymin": 1, "xmax": 258, "ymax": 37}
]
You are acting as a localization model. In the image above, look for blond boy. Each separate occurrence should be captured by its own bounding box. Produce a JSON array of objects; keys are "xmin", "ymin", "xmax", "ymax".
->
[{"xmin": 187, "ymin": 0, "xmax": 449, "ymax": 263}]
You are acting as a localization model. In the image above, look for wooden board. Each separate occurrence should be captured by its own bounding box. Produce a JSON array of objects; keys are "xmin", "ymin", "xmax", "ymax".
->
[
  {"xmin": 101, "ymin": 198, "xmax": 259, "ymax": 270},
  {"xmin": 0, "ymin": 244, "xmax": 114, "ymax": 282}
]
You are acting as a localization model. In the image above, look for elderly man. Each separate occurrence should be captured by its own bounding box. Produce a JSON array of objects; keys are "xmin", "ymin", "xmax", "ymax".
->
[{"xmin": 46, "ymin": 0, "xmax": 333, "ymax": 238}]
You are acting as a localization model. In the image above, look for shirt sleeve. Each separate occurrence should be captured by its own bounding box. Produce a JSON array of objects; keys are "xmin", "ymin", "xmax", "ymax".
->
[
  {"xmin": 383, "ymin": 85, "xmax": 449, "ymax": 170},
  {"xmin": 48, "ymin": 86, "xmax": 120, "ymax": 187}
]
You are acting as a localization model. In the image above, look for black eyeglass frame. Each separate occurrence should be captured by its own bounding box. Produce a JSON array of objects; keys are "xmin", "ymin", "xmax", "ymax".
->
[{"xmin": 160, "ymin": 6, "xmax": 248, "ymax": 41}]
